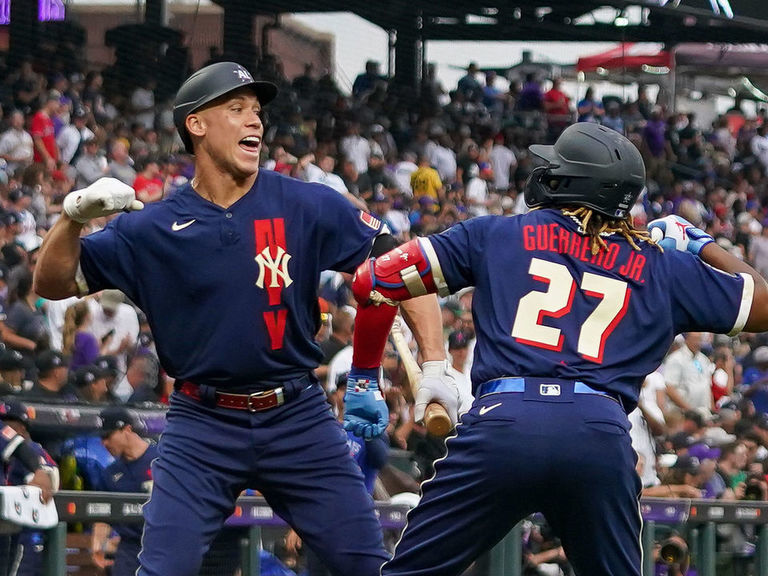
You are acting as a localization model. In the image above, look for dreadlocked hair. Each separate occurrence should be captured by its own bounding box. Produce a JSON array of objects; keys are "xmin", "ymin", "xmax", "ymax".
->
[{"xmin": 560, "ymin": 206, "xmax": 664, "ymax": 255}]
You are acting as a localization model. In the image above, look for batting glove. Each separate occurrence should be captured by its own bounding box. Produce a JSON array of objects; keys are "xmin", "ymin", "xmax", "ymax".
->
[
  {"xmin": 416, "ymin": 361, "xmax": 460, "ymax": 427},
  {"xmin": 63, "ymin": 177, "xmax": 144, "ymax": 224},
  {"xmin": 647, "ymin": 215, "xmax": 713, "ymax": 257},
  {"xmin": 343, "ymin": 368, "xmax": 389, "ymax": 440}
]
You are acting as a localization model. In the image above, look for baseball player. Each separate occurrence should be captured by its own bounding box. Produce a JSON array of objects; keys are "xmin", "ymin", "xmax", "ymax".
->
[
  {"xmin": 1, "ymin": 399, "xmax": 58, "ymax": 576},
  {"xmin": 349, "ymin": 122, "xmax": 768, "ymax": 576},
  {"xmin": 32, "ymin": 61, "xmax": 452, "ymax": 576},
  {"xmin": 0, "ymin": 402, "xmax": 57, "ymax": 576},
  {"xmin": 91, "ymin": 407, "xmax": 157, "ymax": 576}
]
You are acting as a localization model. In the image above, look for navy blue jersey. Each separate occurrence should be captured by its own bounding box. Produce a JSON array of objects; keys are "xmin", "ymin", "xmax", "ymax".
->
[
  {"xmin": 7, "ymin": 441, "xmax": 55, "ymax": 486},
  {"xmin": 79, "ymin": 171, "xmax": 382, "ymax": 387},
  {"xmin": 428, "ymin": 210, "xmax": 752, "ymax": 408},
  {"xmin": 101, "ymin": 443, "xmax": 158, "ymax": 542}
]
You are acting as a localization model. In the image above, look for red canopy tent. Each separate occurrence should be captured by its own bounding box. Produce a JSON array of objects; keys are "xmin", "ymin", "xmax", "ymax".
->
[{"xmin": 576, "ymin": 43, "xmax": 673, "ymax": 74}]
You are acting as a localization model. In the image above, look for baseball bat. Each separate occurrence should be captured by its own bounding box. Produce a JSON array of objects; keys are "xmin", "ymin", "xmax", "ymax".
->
[{"xmin": 390, "ymin": 318, "xmax": 453, "ymax": 438}]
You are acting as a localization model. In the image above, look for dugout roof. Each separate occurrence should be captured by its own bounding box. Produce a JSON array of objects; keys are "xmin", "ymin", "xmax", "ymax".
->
[{"xmin": 214, "ymin": 0, "xmax": 768, "ymax": 44}]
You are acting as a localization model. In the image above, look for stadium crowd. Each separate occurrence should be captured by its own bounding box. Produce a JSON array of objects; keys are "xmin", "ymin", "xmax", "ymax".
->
[{"xmin": 1, "ymin": 51, "xmax": 768, "ymax": 574}]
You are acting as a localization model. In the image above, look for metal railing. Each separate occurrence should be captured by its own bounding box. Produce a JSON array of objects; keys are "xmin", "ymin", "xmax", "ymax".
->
[{"xmin": 30, "ymin": 493, "xmax": 768, "ymax": 575}]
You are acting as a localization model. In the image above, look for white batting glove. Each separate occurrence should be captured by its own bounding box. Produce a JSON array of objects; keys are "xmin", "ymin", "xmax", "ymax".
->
[
  {"xmin": 647, "ymin": 215, "xmax": 714, "ymax": 257},
  {"xmin": 416, "ymin": 361, "xmax": 460, "ymax": 426},
  {"xmin": 63, "ymin": 177, "xmax": 144, "ymax": 223}
]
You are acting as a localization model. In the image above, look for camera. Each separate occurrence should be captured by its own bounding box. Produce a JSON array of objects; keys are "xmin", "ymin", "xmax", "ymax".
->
[
  {"xmin": 657, "ymin": 535, "xmax": 690, "ymax": 576},
  {"xmin": 742, "ymin": 474, "xmax": 766, "ymax": 501}
]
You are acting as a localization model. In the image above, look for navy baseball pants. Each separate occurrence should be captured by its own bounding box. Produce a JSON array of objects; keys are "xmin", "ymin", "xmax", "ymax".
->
[
  {"xmin": 137, "ymin": 381, "xmax": 388, "ymax": 576},
  {"xmin": 383, "ymin": 380, "xmax": 642, "ymax": 576}
]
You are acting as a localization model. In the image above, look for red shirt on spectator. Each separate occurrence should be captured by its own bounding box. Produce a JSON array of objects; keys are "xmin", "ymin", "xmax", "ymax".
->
[
  {"xmin": 133, "ymin": 174, "xmax": 164, "ymax": 204},
  {"xmin": 30, "ymin": 111, "xmax": 57, "ymax": 163}
]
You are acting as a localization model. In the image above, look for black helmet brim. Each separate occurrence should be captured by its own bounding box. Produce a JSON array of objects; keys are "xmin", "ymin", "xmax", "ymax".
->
[{"xmin": 528, "ymin": 144, "xmax": 557, "ymax": 164}]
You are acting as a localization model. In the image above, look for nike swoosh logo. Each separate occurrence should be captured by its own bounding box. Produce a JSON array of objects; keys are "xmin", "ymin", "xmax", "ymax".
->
[
  {"xmin": 172, "ymin": 219, "xmax": 196, "ymax": 231},
  {"xmin": 479, "ymin": 402, "xmax": 502, "ymax": 416}
]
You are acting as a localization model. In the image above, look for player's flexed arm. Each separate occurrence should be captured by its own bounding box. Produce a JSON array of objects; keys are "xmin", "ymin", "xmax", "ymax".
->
[
  {"xmin": 348, "ymin": 236, "xmax": 460, "ymax": 438},
  {"xmin": 648, "ymin": 215, "xmax": 768, "ymax": 332},
  {"xmin": 34, "ymin": 178, "xmax": 143, "ymax": 300}
]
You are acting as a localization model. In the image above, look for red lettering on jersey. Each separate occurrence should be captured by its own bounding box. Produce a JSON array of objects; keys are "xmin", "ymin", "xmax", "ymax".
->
[
  {"xmin": 264, "ymin": 309, "xmax": 288, "ymax": 350},
  {"xmin": 579, "ymin": 238, "xmax": 591, "ymax": 262},
  {"xmin": 558, "ymin": 228, "xmax": 569, "ymax": 253},
  {"xmin": 569, "ymin": 233, "xmax": 582, "ymax": 258},
  {"xmin": 254, "ymin": 219, "xmax": 290, "ymax": 306},
  {"xmin": 523, "ymin": 225, "xmax": 535, "ymax": 250},
  {"xmin": 548, "ymin": 223, "xmax": 558, "ymax": 252},
  {"xmin": 603, "ymin": 243, "xmax": 620, "ymax": 270}
]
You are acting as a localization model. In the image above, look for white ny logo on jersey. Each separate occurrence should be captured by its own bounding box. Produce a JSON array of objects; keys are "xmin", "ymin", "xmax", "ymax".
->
[{"xmin": 255, "ymin": 246, "xmax": 293, "ymax": 289}]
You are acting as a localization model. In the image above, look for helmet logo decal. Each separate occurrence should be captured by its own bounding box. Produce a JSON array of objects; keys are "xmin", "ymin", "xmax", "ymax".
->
[{"xmin": 235, "ymin": 66, "xmax": 254, "ymax": 83}]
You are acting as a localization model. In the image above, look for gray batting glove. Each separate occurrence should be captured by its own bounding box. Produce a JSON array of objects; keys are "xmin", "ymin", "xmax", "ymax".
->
[
  {"xmin": 63, "ymin": 177, "xmax": 144, "ymax": 223},
  {"xmin": 416, "ymin": 360, "xmax": 460, "ymax": 426}
]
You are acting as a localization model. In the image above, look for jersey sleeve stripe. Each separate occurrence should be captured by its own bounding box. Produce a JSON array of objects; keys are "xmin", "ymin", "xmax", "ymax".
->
[
  {"xmin": 419, "ymin": 237, "xmax": 450, "ymax": 297},
  {"xmin": 728, "ymin": 272, "xmax": 754, "ymax": 336}
]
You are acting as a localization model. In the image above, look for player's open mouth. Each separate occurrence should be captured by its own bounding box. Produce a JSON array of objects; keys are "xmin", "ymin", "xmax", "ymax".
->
[{"xmin": 239, "ymin": 136, "xmax": 261, "ymax": 152}]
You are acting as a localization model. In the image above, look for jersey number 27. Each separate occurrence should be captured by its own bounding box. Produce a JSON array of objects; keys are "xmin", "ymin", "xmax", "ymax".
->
[{"xmin": 511, "ymin": 258, "xmax": 631, "ymax": 363}]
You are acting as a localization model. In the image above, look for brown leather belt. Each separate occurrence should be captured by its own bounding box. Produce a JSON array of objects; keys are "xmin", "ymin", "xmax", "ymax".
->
[{"xmin": 178, "ymin": 382, "xmax": 286, "ymax": 412}]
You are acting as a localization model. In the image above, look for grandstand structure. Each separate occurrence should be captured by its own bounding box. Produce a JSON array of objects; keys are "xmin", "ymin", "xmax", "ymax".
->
[{"xmin": 4, "ymin": 0, "xmax": 768, "ymax": 97}]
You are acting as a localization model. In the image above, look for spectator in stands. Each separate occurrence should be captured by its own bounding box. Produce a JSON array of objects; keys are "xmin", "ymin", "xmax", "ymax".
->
[
  {"xmin": 340, "ymin": 159, "xmax": 372, "ymax": 202},
  {"xmin": 410, "ymin": 155, "xmax": 444, "ymax": 207},
  {"xmin": 5, "ymin": 271, "xmax": 49, "ymax": 363},
  {"xmin": 488, "ymin": 133, "xmax": 517, "ymax": 194},
  {"xmin": 94, "ymin": 354, "xmax": 121, "ymax": 397},
  {"xmin": 81, "ymin": 71, "xmax": 108, "ymax": 124},
  {"xmin": 30, "ymin": 90, "xmax": 61, "ymax": 172},
  {"xmin": 393, "ymin": 151, "xmax": 418, "ymax": 197},
  {"xmin": 741, "ymin": 345, "xmax": 768, "ymax": 416},
  {"xmin": 62, "ymin": 299, "xmax": 110, "ymax": 371},
  {"xmin": 601, "ymin": 101, "xmax": 625, "ymax": 134},
  {"xmin": 0, "ymin": 349, "xmax": 26, "ymax": 394},
  {"xmin": 301, "ymin": 153, "xmax": 348, "ymax": 195},
  {"xmin": 87, "ymin": 290, "xmax": 140, "ymax": 389},
  {"xmin": 711, "ymin": 345, "xmax": 735, "ymax": 407},
  {"xmin": 132, "ymin": 158, "xmax": 164, "ymax": 204},
  {"xmin": 352, "ymin": 60, "xmax": 385, "ymax": 100},
  {"xmin": 339, "ymin": 121, "xmax": 371, "ymax": 175},
  {"xmin": 367, "ymin": 150, "xmax": 398, "ymax": 192},
  {"xmin": 516, "ymin": 73, "xmax": 543, "ymax": 112},
  {"xmin": 664, "ymin": 332, "xmax": 715, "ymax": 415},
  {"xmin": 92, "ymin": 406, "xmax": 158, "ymax": 576},
  {"xmin": 123, "ymin": 353, "xmax": 160, "ymax": 405},
  {"xmin": 369, "ymin": 123, "xmax": 397, "ymax": 164},
  {"xmin": 130, "ymin": 77, "xmax": 156, "ymax": 131},
  {"xmin": 24, "ymin": 350, "xmax": 76, "ymax": 401},
  {"xmin": 317, "ymin": 307, "xmax": 355, "ymax": 388},
  {"xmin": 74, "ymin": 137, "xmax": 109, "ymax": 189},
  {"xmin": 56, "ymin": 106, "xmax": 93, "ymax": 165},
  {"xmin": 74, "ymin": 364, "xmax": 111, "ymax": 404},
  {"xmin": 576, "ymin": 86, "xmax": 604, "ymax": 123},
  {"xmin": 0, "ymin": 110, "xmax": 33, "ymax": 176},
  {"xmin": 543, "ymin": 78, "xmax": 572, "ymax": 141},
  {"xmin": 107, "ymin": 140, "xmax": 136, "ymax": 186},
  {"xmin": 456, "ymin": 62, "xmax": 481, "ymax": 101}
]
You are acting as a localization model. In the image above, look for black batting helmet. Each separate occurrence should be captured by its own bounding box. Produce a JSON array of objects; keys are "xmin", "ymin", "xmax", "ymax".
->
[
  {"xmin": 173, "ymin": 62, "xmax": 278, "ymax": 153},
  {"xmin": 524, "ymin": 123, "xmax": 645, "ymax": 219}
]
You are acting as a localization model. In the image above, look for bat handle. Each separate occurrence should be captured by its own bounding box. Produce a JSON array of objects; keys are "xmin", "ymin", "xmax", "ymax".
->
[{"xmin": 424, "ymin": 402, "xmax": 453, "ymax": 437}]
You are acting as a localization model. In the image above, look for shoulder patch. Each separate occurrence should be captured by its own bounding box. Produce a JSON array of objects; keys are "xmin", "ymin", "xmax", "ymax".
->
[{"xmin": 359, "ymin": 211, "xmax": 382, "ymax": 230}]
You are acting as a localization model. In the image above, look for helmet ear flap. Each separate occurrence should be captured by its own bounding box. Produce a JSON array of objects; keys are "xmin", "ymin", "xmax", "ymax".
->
[{"xmin": 524, "ymin": 165, "xmax": 553, "ymax": 209}]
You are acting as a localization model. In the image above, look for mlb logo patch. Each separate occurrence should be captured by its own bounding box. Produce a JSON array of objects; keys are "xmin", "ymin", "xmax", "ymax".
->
[
  {"xmin": 540, "ymin": 384, "xmax": 561, "ymax": 396},
  {"xmin": 359, "ymin": 211, "xmax": 382, "ymax": 230}
]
